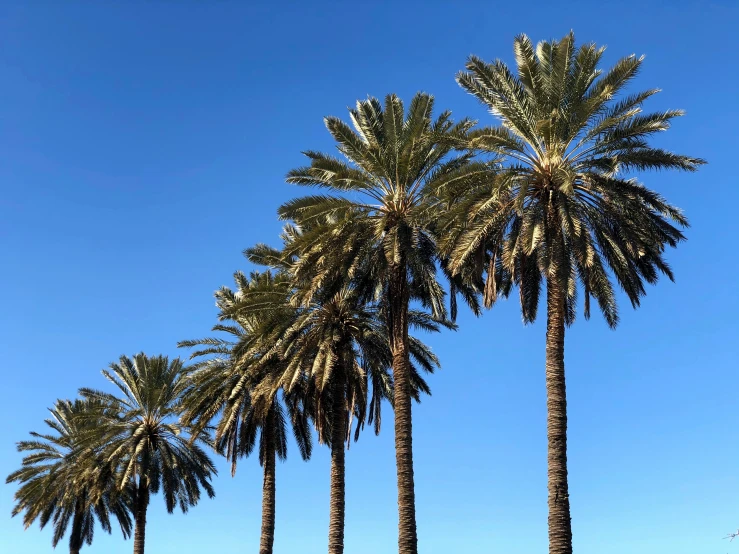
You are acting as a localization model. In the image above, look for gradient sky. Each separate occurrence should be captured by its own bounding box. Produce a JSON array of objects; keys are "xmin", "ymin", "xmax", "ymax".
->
[{"xmin": 1, "ymin": 2, "xmax": 737, "ymax": 553}]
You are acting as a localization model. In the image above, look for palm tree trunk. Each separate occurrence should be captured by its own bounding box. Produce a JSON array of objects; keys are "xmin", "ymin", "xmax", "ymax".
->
[
  {"xmin": 260, "ymin": 412, "xmax": 277, "ymax": 554},
  {"xmin": 69, "ymin": 502, "xmax": 84, "ymax": 554},
  {"xmin": 328, "ymin": 372, "xmax": 347, "ymax": 554},
  {"xmin": 546, "ymin": 276, "xmax": 573, "ymax": 554},
  {"xmin": 133, "ymin": 476, "xmax": 149, "ymax": 554},
  {"xmin": 389, "ymin": 264, "xmax": 418, "ymax": 554}
]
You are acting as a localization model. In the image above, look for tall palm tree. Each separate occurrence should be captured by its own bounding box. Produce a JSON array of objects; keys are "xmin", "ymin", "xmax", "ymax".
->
[
  {"xmin": 276, "ymin": 93, "xmax": 480, "ymax": 554},
  {"xmin": 6, "ymin": 398, "xmax": 133, "ymax": 554},
  {"xmin": 446, "ymin": 32, "xmax": 704, "ymax": 554},
  {"xmin": 80, "ymin": 354, "xmax": 217, "ymax": 554},
  {"xmin": 179, "ymin": 270, "xmax": 312, "ymax": 554}
]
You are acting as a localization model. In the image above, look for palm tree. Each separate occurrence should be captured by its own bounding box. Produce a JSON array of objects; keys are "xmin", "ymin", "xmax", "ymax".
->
[
  {"xmin": 278, "ymin": 290, "xmax": 447, "ymax": 554},
  {"xmin": 6, "ymin": 398, "xmax": 133, "ymax": 554},
  {"xmin": 276, "ymin": 93, "xmax": 481, "ymax": 554},
  {"xmin": 446, "ymin": 32, "xmax": 704, "ymax": 554},
  {"xmin": 179, "ymin": 270, "xmax": 312, "ymax": 554},
  {"xmin": 80, "ymin": 354, "xmax": 217, "ymax": 554}
]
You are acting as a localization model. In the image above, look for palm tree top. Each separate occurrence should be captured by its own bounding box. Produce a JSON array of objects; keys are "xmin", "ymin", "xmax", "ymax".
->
[
  {"xmin": 80, "ymin": 354, "xmax": 216, "ymax": 514},
  {"xmin": 447, "ymin": 32, "xmax": 705, "ymax": 327},
  {"xmin": 274, "ymin": 93, "xmax": 493, "ymax": 323},
  {"xmin": 179, "ymin": 271, "xmax": 315, "ymax": 474},
  {"xmin": 457, "ymin": 32, "xmax": 704, "ymax": 175},
  {"xmin": 6, "ymin": 397, "xmax": 133, "ymax": 548},
  {"xmin": 284, "ymin": 94, "xmax": 473, "ymax": 208}
]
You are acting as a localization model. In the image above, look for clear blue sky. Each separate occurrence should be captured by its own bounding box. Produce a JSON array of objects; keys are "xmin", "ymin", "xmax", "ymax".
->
[{"xmin": 1, "ymin": 2, "xmax": 737, "ymax": 553}]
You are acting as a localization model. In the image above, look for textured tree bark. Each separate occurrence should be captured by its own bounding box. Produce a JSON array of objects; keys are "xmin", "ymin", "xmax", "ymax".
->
[
  {"xmin": 132, "ymin": 475, "xmax": 149, "ymax": 554},
  {"xmin": 328, "ymin": 372, "xmax": 347, "ymax": 554},
  {"xmin": 259, "ymin": 413, "xmax": 276, "ymax": 554},
  {"xmin": 68, "ymin": 502, "xmax": 84, "ymax": 554},
  {"xmin": 546, "ymin": 277, "xmax": 573, "ymax": 554},
  {"xmin": 389, "ymin": 263, "xmax": 418, "ymax": 554}
]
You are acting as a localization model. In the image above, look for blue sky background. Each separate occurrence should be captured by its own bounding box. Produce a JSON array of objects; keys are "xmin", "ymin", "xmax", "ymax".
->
[{"xmin": 1, "ymin": 1, "xmax": 737, "ymax": 553}]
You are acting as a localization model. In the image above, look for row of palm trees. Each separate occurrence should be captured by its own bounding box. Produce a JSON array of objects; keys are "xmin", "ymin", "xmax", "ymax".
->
[{"xmin": 7, "ymin": 33, "xmax": 703, "ymax": 554}]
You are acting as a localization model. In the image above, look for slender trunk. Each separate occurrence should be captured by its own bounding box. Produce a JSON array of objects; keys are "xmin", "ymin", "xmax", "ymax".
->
[
  {"xmin": 132, "ymin": 475, "xmax": 149, "ymax": 554},
  {"xmin": 389, "ymin": 264, "xmax": 417, "ymax": 554},
  {"xmin": 259, "ymin": 412, "xmax": 277, "ymax": 554},
  {"xmin": 328, "ymin": 372, "xmax": 347, "ymax": 554},
  {"xmin": 69, "ymin": 501, "xmax": 84, "ymax": 554},
  {"xmin": 546, "ymin": 276, "xmax": 573, "ymax": 554}
]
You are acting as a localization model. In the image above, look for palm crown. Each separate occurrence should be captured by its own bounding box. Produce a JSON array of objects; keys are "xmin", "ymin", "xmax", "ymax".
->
[
  {"xmin": 179, "ymin": 270, "xmax": 314, "ymax": 471},
  {"xmin": 80, "ymin": 354, "xmax": 216, "ymax": 513},
  {"xmin": 447, "ymin": 32, "xmax": 704, "ymax": 325},
  {"xmin": 277, "ymin": 92, "xmax": 482, "ymax": 317},
  {"xmin": 276, "ymin": 287, "xmax": 444, "ymax": 439},
  {"xmin": 6, "ymin": 398, "xmax": 133, "ymax": 553},
  {"xmin": 80, "ymin": 354, "xmax": 216, "ymax": 554}
]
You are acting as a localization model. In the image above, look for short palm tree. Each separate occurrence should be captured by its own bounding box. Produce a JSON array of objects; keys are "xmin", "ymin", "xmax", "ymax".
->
[
  {"xmin": 179, "ymin": 270, "xmax": 312, "ymax": 554},
  {"xmin": 80, "ymin": 354, "xmax": 217, "ymax": 554},
  {"xmin": 446, "ymin": 32, "xmax": 704, "ymax": 554},
  {"xmin": 6, "ymin": 398, "xmax": 133, "ymax": 554},
  {"xmin": 277, "ymin": 93, "xmax": 480, "ymax": 554},
  {"xmin": 278, "ymin": 289, "xmax": 446, "ymax": 554}
]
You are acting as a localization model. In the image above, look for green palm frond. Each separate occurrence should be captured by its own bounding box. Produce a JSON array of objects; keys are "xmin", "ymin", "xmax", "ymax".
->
[
  {"xmin": 447, "ymin": 32, "xmax": 704, "ymax": 326},
  {"xmin": 78, "ymin": 354, "xmax": 216, "ymax": 522},
  {"xmin": 179, "ymin": 270, "xmax": 315, "ymax": 474},
  {"xmin": 6, "ymin": 398, "xmax": 133, "ymax": 550},
  {"xmin": 277, "ymin": 91, "xmax": 499, "ymax": 324}
]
